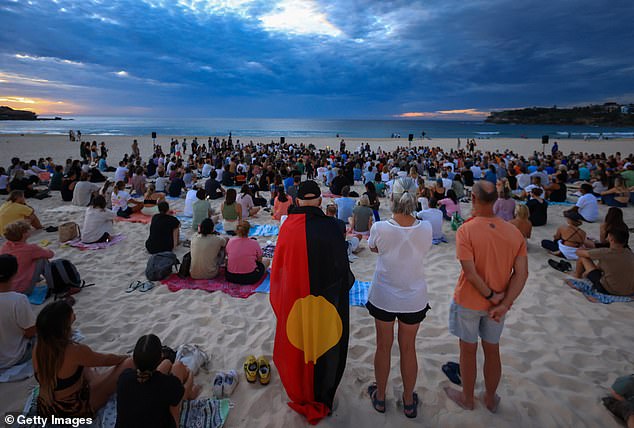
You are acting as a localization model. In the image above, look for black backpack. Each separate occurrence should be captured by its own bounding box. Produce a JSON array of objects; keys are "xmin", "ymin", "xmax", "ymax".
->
[
  {"xmin": 178, "ymin": 252, "xmax": 191, "ymax": 278},
  {"xmin": 145, "ymin": 252, "xmax": 180, "ymax": 281},
  {"xmin": 50, "ymin": 259, "xmax": 94, "ymax": 298}
]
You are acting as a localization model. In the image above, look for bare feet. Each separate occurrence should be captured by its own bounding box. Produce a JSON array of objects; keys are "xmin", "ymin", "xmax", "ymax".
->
[
  {"xmin": 444, "ymin": 387, "xmax": 474, "ymax": 410},
  {"xmin": 481, "ymin": 392, "xmax": 501, "ymax": 413}
]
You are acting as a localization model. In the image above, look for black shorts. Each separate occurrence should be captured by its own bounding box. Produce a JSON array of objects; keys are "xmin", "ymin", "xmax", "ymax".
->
[
  {"xmin": 587, "ymin": 269, "xmax": 609, "ymax": 293},
  {"xmin": 226, "ymin": 262, "xmax": 266, "ymax": 285},
  {"xmin": 366, "ymin": 301, "xmax": 431, "ymax": 325}
]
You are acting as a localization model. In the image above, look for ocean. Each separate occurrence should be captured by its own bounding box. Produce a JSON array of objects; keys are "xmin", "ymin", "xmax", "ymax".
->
[{"xmin": 1, "ymin": 116, "xmax": 634, "ymax": 139}]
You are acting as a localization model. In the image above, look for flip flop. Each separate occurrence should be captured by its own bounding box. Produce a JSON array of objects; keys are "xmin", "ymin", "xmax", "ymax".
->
[
  {"xmin": 548, "ymin": 259, "xmax": 571, "ymax": 273},
  {"xmin": 403, "ymin": 392, "xmax": 419, "ymax": 418},
  {"xmin": 367, "ymin": 383, "xmax": 385, "ymax": 413},
  {"xmin": 125, "ymin": 280, "xmax": 142, "ymax": 293},
  {"xmin": 442, "ymin": 362, "xmax": 462, "ymax": 386},
  {"xmin": 138, "ymin": 281, "xmax": 155, "ymax": 292}
]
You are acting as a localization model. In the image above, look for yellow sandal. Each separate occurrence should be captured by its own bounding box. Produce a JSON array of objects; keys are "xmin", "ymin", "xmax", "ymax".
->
[
  {"xmin": 257, "ymin": 356, "xmax": 271, "ymax": 385},
  {"xmin": 243, "ymin": 355, "xmax": 258, "ymax": 383}
]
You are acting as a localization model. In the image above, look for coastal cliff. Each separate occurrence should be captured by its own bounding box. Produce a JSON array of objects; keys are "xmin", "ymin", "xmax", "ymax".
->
[
  {"xmin": 486, "ymin": 103, "xmax": 634, "ymax": 126},
  {"xmin": 0, "ymin": 106, "xmax": 37, "ymax": 120}
]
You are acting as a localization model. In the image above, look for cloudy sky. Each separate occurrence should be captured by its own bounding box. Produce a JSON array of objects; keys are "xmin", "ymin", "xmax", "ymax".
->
[{"xmin": 1, "ymin": 0, "xmax": 633, "ymax": 118}]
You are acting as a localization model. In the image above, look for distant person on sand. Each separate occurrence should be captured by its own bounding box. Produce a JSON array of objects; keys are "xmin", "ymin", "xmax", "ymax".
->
[
  {"xmin": 33, "ymin": 300, "xmax": 133, "ymax": 418},
  {"xmin": 270, "ymin": 180, "xmax": 354, "ymax": 424},
  {"xmin": 445, "ymin": 181, "xmax": 528, "ymax": 413}
]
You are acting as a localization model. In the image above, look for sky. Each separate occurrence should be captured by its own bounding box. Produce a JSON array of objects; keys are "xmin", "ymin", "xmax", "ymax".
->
[{"xmin": 1, "ymin": 0, "xmax": 633, "ymax": 119}]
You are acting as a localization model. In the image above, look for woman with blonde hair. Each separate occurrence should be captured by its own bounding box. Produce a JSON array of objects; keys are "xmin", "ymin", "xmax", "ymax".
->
[
  {"xmin": 225, "ymin": 220, "xmax": 270, "ymax": 284},
  {"xmin": 509, "ymin": 204, "xmax": 532, "ymax": 239},
  {"xmin": 141, "ymin": 183, "xmax": 166, "ymax": 216},
  {"xmin": 34, "ymin": 300, "xmax": 133, "ymax": 417}
]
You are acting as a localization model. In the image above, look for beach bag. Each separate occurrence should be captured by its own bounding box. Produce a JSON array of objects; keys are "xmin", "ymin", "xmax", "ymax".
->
[
  {"xmin": 59, "ymin": 222, "xmax": 80, "ymax": 243},
  {"xmin": 176, "ymin": 344, "xmax": 209, "ymax": 376},
  {"xmin": 50, "ymin": 259, "xmax": 93, "ymax": 298},
  {"xmin": 145, "ymin": 252, "xmax": 180, "ymax": 281},
  {"xmin": 178, "ymin": 252, "xmax": 192, "ymax": 278},
  {"xmin": 451, "ymin": 213, "xmax": 464, "ymax": 231}
]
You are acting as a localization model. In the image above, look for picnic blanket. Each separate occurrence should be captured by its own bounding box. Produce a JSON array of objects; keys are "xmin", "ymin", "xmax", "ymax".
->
[
  {"xmin": 65, "ymin": 234, "xmax": 126, "ymax": 250},
  {"xmin": 19, "ymin": 388, "xmax": 230, "ymax": 428},
  {"xmin": 28, "ymin": 285, "xmax": 48, "ymax": 305},
  {"xmin": 214, "ymin": 223, "xmax": 279, "ymax": 237},
  {"xmin": 255, "ymin": 278, "xmax": 371, "ymax": 307},
  {"xmin": 566, "ymin": 278, "xmax": 634, "ymax": 304},
  {"xmin": 166, "ymin": 195, "xmax": 182, "ymax": 201},
  {"xmin": 114, "ymin": 212, "xmax": 152, "ymax": 224},
  {"xmin": 321, "ymin": 192, "xmax": 342, "ymax": 199},
  {"xmin": 176, "ymin": 215, "xmax": 193, "ymax": 229},
  {"xmin": 162, "ymin": 270, "xmax": 270, "ymax": 299}
]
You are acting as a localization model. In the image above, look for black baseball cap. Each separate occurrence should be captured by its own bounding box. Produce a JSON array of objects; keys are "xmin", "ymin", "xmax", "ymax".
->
[
  {"xmin": 297, "ymin": 180, "xmax": 321, "ymax": 200},
  {"xmin": 0, "ymin": 254, "xmax": 18, "ymax": 282}
]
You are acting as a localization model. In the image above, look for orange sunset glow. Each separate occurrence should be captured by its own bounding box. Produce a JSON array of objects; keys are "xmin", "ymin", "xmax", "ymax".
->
[
  {"xmin": 396, "ymin": 108, "xmax": 489, "ymax": 118},
  {"xmin": 0, "ymin": 95, "xmax": 80, "ymax": 115}
]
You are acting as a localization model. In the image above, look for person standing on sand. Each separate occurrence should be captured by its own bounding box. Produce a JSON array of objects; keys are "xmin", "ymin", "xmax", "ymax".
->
[
  {"xmin": 270, "ymin": 180, "xmax": 354, "ymax": 424},
  {"xmin": 445, "ymin": 181, "xmax": 528, "ymax": 413}
]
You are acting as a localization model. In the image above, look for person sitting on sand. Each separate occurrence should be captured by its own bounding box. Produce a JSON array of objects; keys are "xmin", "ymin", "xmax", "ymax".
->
[
  {"xmin": 570, "ymin": 226, "xmax": 634, "ymax": 296},
  {"xmin": 236, "ymin": 184, "xmax": 260, "ymax": 218},
  {"xmin": 81, "ymin": 195, "xmax": 115, "ymax": 244},
  {"xmin": 0, "ymin": 254, "xmax": 36, "ymax": 371},
  {"xmin": 350, "ymin": 195, "xmax": 373, "ymax": 236},
  {"xmin": 366, "ymin": 191, "xmax": 432, "ymax": 418},
  {"xmin": 141, "ymin": 183, "xmax": 165, "ymax": 216},
  {"xmin": 416, "ymin": 198, "xmax": 445, "ymax": 242},
  {"xmin": 272, "ymin": 187, "xmax": 292, "ymax": 221},
  {"xmin": 526, "ymin": 187, "xmax": 548, "ymax": 226},
  {"xmin": 544, "ymin": 174, "xmax": 567, "ymax": 203},
  {"xmin": 167, "ymin": 171, "xmax": 186, "ymax": 198},
  {"xmin": 34, "ymin": 300, "xmax": 133, "ymax": 418},
  {"xmin": 190, "ymin": 218, "xmax": 227, "ymax": 280},
  {"xmin": 225, "ymin": 221, "xmax": 270, "ymax": 285},
  {"xmin": 493, "ymin": 179, "xmax": 516, "ymax": 221},
  {"xmin": 204, "ymin": 170, "xmax": 225, "ymax": 200},
  {"xmin": 438, "ymin": 189, "xmax": 461, "ymax": 220},
  {"xmin": 564, "ymin": 183, "xmax": 599, "ymax": 223},
  {"xmin": 335, "ymin": 186, "xmax": 356, "ymax": 224},
  {"xmin": 325, "ymin": 203, "xmax": 361, "ymax": 256},
  {"xmin": 0, "ymin": 220, "xmax": 54, "ymax": 295},
  {"xmin": 221, "ymin": 188, "xmax": 242, "ymax": 235},
  {"xmin": 364, "ymin": 181, "xmax": 381, "ymax": 221},
  {"xmin": 49, "ymin": 165, "xmax": 64, "ymax": 191},
  {"xmin": 509, "ymin": 204, "xmax": 532, "ymax": 239},
  {"xmin": 130, "ymin": 167, "xmax": 147, "ymax": 197},
  {"xmin": 432, "ymin": 178, "xmax": 446, "ymax": 201},
  {"xmin": 111, "ymin": 181, "xmax": 143, "ymax": 218},
  {"xmin": 541, "ymin": 212, "xmax": 587, "ymax": 260},
  {"xmin": 330, "ymin": 168, "xmax": 351, "ymax": 196},
  {"xmin": 145, "ymin": 202, "xmax": 180, "ymax": 254},
  {"xmin": 154, "ymin": 170, "xmax": 170, "ymax": 193},
  {"xmin": 601, "ymin": 176, "xmax": 630, "ymax": 208},
  {"xmin": 0, "ymin": 190, "xmax": 43, "ymax": 235},
  {"xmin": 586, "ymin": 207, "xmax": 628, "ymax": 248},
  {"xmin": 191, "ymin": 189, "xmax": 217, "ymax": 233},
  {"xmin": 71, "ymin": 172, "xmax": 101, "ymax": 207},
  {"xmin": 116, "ymin": 334, "xmax": 201, "ymax": 428},
  {"xmin": 601, "ymin": 374, "xmax": 634, "ymax": 428}
]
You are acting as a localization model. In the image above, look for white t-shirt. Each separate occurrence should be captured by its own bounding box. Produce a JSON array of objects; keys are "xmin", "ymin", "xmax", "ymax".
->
[
  {"xmin": 201, "ymin": 163, "xmax": 213, "ymax": 177},
  {"xmin": 0, "ymin": 292, "xmax": 35, "ymax": 369},
  {"xmin": 517, "ymin": 173, "xmax": 531, "ymax": 189},
  {"xmin": 114, "ymin": 166, "xmax": 128, "ymax": 183},
  {"xmin": 72, "ymin": 181, "xmax": 100, "ymax": 207},
  {"xmin": 236, "ymin": 193, "xmax": 254, "ymax": 218},
  {"xmin": 417, "ymin": 208, "xmax": 444, "ymax": 240},
  {"xmin": 184, "ymin": 189, "xmax": 198, "ymax": 217},
  {"xmin": 82, "ymin": 207, "xmax": 115, "ymax": 243},
  {"xmin": 470, "ymin": 165, "xmax": 482, "ymax": 179},
  {"xmin": 155, "ymin": 177, "xmax": 169, "ymax": 192},
  {"xmin": 111, "ymin": 190, "xmax": 131, "ymax": 212},
  {"xmin": 0, "ymin": 174, "xmax": 10, "ymax": 190},
  {"xmin": 367, "ymin": 220, "xmax": 433, "ymax": 312},
  {"xmin": 576, "ymin": 193, "xmax": 599, "ymax": 222}
]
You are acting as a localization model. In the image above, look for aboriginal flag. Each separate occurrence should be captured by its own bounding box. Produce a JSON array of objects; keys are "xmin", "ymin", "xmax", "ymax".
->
[{"xmin": 270, "ymin": 205, "xmax": 355, "ymax": 424}]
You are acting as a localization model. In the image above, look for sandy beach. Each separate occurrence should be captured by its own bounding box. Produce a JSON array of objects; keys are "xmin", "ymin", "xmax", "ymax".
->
[{"xmin": 1, "ymin": 134, "xmax": 633, "ymax": 427}]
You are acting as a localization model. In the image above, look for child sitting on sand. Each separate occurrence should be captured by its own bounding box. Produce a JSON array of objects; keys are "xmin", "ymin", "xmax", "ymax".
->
[
  {"xmin": 116, "ymin": 334, "xmax": 201, "ymax": 428},
  {"xmin": 509, "ymin": 204, "xmax": 532, "ymax": 239}
]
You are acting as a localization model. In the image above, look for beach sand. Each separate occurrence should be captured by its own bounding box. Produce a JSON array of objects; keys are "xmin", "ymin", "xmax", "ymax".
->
[{"xmin": 1, "ymin": 134, "xmax": 633, "ymax": 427}]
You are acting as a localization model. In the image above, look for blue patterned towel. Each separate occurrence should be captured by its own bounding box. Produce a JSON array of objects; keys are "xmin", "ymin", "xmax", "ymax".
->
[
  {"xmin": 28, "ymin": 285, "xmax": 48, "ymax": 305},
  {"xmin": 566, "ymin": 278, "xmax": 634, "ymax": 304},
  {"xmin": 214, "ymin": 223, "xmax": 279, "ymax": 237},
  {"xmin": 256, "ymin": 278, "xmax": 372, "ymax": 307}
]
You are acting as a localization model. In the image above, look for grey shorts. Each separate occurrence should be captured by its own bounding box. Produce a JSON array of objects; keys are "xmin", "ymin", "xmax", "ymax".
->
[{"xmin": 448, "ymin": 300, "xmax": 505, "ymax": 344}]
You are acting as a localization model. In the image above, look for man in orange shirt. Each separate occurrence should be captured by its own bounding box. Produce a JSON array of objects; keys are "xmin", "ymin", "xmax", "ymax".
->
[{"xmin": 445, "ymin": 181, "xmax": 528, "ymax": 413}]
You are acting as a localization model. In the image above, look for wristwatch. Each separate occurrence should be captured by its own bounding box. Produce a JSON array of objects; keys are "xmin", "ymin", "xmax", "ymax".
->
[{"xmin": 485, "ymin": 290, "xmax": 494, "ymax": 300}]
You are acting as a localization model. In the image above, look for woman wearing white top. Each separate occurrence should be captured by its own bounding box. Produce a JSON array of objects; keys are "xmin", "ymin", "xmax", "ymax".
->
[
  {"xmin": 236, "ymin": 184, "xmax": 260, "ymax": 218},
  {"xmin": 82, "ymin": 195, "xmax": 115, "ymax": 243},
  {"xmin": 366, "ymin": 192, "xmax": 432, "ymax": 419}
]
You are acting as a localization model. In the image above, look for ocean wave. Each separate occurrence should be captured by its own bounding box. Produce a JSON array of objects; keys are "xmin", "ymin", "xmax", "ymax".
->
[{"xmin": 475, "ymin": 131, "xmax": 500, "ymax": 135}]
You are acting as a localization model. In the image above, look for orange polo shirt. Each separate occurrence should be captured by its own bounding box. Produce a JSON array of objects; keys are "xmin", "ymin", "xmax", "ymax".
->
[{"xmin": 454, "ymin": 216, "xmax": 527, "ymax": 311}]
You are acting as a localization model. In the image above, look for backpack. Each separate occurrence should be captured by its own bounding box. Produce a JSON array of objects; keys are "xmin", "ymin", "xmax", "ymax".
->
[
  {"xmin": 146, "ymin": 252, "xmax": 180, "ymax": 281},
  {"xmin": 50, "ymin": 259, "xmax": 93, "ymax": 298},
  {"xmin": 178, "ymin": 252, "xmax": 191, "ymax": 278}
]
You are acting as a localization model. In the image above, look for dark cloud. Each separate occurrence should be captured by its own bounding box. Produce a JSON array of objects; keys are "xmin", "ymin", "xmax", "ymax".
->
[{"xmin": 0, "ymin": 0, "xmax": 632, "ymax": 117}]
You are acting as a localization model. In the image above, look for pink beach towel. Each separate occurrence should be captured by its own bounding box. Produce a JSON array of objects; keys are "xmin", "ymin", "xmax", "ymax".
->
[
  {"xmin": 161, "ymin": 269, "xmax": 268, "ymax": 299},
  {"xmin": 66, "ymin": 234, "xmax": 126, "ymax": 250},
  {"xmin": 321, "ymin": 192, "xmax": 341, "ymax": 199},
  {"xmin": 115, "ymin": 212, "xmax": 152, "ymax": 224}
]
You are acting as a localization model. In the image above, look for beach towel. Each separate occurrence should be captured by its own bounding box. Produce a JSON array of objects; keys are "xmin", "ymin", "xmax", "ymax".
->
[
  {"xmin": 548, "ymin": 201, "xmax": 575, "ymax": 206},
  {"xmin": 166, "ymin": 195, "xmax": 182, "ymax": 201},
  {"xmin": 321, "ymin": 192, "xmax": 341, "ymax": 199},
  {"xmin": 65, "ymin": 234, "xmax": 126, "ymax": 250},
  {"xmin": 0, "ymin": 360, "xmax": 33, "ymax": 383},
  {"xmin": 214, "ymin": 223, "xmax": 279, "ymax": 237},
  {"xmin": 176, "ymin": 215, "xmax": 193, "ymax": 229},
  {"xmin": 19, "ymin": 388, "xmax": 230, "ymax": 428},
  {"xmin": 162, "ymin": 269, "xmax": 270, "ymax": 299},
  {"xmin": 28, "ymin": 285, "xmax": 48, "ymax": 305},
  {"xmin": 566, "ymin": 278, "xmax": 634, "ymax": 304},
  {"xmin": 257, "ymin": 278, "xmax": 371, "ymax": 307},
  {"xmin": 262, "ymin": 244, "xmax": 275, "ymax": 258},
  {"xmin": 114, "ymin": 212, "xmax": 152, "ymax": 224}
]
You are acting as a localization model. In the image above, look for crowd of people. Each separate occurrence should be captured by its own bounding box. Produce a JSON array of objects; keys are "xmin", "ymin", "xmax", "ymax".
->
[{"xmin": 1, "ymin": 135, "xmax": 633, "ymax": 425}]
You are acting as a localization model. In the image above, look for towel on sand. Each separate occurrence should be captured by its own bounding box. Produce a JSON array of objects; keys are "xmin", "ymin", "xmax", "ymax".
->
[
  {"xmin": 566, "ymin": 278, "xmax": 634, "ymax": 304},
  {"xmin": 28, "ymin": 285, "xmax": 48, "ymax": 305},
  {"xmin": 162, "ymin": 270, "xmax": 270, "ymax": 299},
  {"xmin": 214, "ymin": 223, "xmax": 279, "ymax": 236},
  {"xmin": 114, "ymin": 212, "xmax": 152, "ymax": 224},
  {"xmin": 65, "ymin": 234, "xmax": 126, "ymax": 250},
  {"xmin": 256, "ymin": 278, "xmax": 371, "ymax": 307}
]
